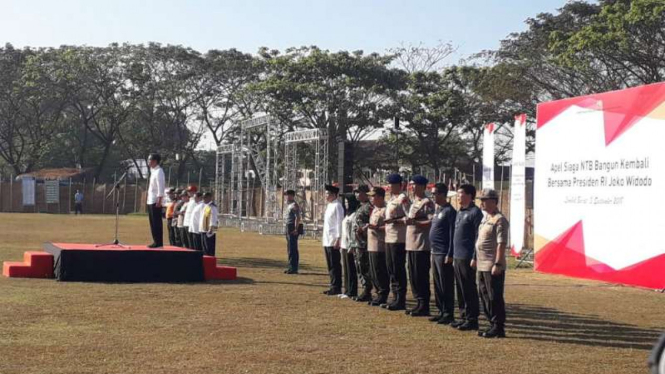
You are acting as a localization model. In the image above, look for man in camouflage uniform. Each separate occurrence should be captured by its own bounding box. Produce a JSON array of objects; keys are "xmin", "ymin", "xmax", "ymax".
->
[
  {"xmin": 382, "ymin": 173, "xmax": 410, "ymax": 311},
  {"xmin": 283, "ymin": 189, "xmax": 301, "ymax": 274},
  {"xmin": 352, "ymin": 185, "xmax": 373, "ymax": 302},
  {"xmin": 405, "ymin": 175, "xmax": 435, "ymax": 317}
]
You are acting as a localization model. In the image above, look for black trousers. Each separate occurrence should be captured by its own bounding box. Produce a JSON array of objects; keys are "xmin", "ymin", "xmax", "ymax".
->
[
  {"xmin": 354, "ymin": 248, "xmax": 372, "ymax": 297},
  {"xmin": 432, "ymin": 254, "xmax": 455, "ymax": 318},
  {"xmin": 75, "ymin": 202, "xmax": 83, "ymax": 214},
  {"xmin": 385, "ymin": 242, "xmax": 407, "ymax": 304},
  {"xmin": 342, "ymin": 248, "xmax": 358, "ymax": 297},
  {"xmin": 285, "ymin": 231, "xmax": 299, "ymax": 272},
  {"xmin": 147, "ymin": 204, "xmax": 163, "ymax": 247},
  {"xmin": 478, "ymin": 271, "xmax": 506, "ymax": 327},
  {"xmin": 407, "ymin": 251, "xmax": 431, "ymax": 309},
  {"xmin": 201, "ymin": 233, "xmax": 216, "ymax": 256},
  {"xmin": 323, "ymin": 247, "xmax": 342, "ymax": 292},
  {"xmin": 453, "ymin": 258, "xmax": 479, "ymax": 322},
  {"xmin": 166, "ymin": 218, "xmax": 176, "ymax": 246},
  {"xmin": 192, "ymin": 232, "xmax": 203, "ymax": 251},
  {"xmin": 172, "ymin": 222, "xmax": 182, "ymax": 247},
  {"xmin": 180, "ymin": 227, "xmax": 191, "ymax": 249},
  {"xmin": 369, "ymin": 251, "xmax": 389, "ymax": 300}
]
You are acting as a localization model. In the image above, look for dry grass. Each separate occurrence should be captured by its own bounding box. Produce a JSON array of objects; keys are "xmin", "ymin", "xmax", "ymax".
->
[{"xmin": 0, "ymin": 213, "xmax": 663, "ymax": 374}]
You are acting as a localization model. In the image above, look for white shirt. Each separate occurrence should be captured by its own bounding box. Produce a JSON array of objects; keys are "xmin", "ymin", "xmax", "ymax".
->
[
  {"xmin": 146, "ymin": 166, "xmax": 165, "ymax": 205},
  {"xmin": 341, "ymin": 215, "xmax": 353, "ymax": 250},
  {"xmin": 189, "ymin": 201, "xmax": 205, "ymax": 233},
  {"xmin": 183, "ymin": 199, "xmax": 197, "ymax": 227},
  {"xmin": 322, "ymin": 199, "xmax": 344, "ymax": 247}
]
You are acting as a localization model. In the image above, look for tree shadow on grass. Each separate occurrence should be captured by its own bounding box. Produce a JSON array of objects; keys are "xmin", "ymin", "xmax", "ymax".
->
[
  {"xmin": 505, "ymin": 303, "xmax": 662, "ymax": 350},
  {"xmin": 220, "ymin": 257, "xmax": 319, "ymax": 272}
]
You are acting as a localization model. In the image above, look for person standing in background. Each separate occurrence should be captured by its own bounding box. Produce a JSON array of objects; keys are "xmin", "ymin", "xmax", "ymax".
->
[
  {"xmin": 146, "ymin": 153, "xmax": 165, "ymax": 248},
  {"xmin": 283, "ymin": 190, "xmax": 301, "ymax": 274},
  {"xmin": 74, "ymin": 190, "xmax": 84, "ymax": 215}
]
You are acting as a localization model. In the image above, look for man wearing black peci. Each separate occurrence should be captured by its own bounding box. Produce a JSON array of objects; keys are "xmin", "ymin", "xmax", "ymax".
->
[
  {"xmin": 451, "ymin": 184, "xmax": 483, "ymax": 331},
  {"xmin": 146, "ymin": 153, "xmax": 165, "ymax": 248},
  {"xmin": 322, "ymin": 184, "xmax": 344, "ymax": 295},
  {"xmin": 429, "ymin": 183, "xmax": 457, "ymax": 325}
]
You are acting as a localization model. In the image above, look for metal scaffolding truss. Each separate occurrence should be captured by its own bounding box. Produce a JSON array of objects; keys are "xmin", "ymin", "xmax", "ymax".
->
[
  {"xmin": 239, "ymin": 114, "xmax": 280, "ymax": 221},
  {"xmin": 214, "ymin": 144, "xmax": 238, "ymax": 215},
  {"xmin": 283, "ymin": 128, "xmax": 329, "ymax": 225}
]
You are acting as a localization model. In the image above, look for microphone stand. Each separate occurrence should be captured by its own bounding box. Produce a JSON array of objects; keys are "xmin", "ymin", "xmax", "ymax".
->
[{"xmin": 96, "ymin": 171, "xmax": 129, "ymax": 248}]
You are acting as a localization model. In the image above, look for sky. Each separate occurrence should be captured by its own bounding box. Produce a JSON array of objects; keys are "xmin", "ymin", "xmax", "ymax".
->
[
  {"xmin": 1, "ymin": 0, "xmax": 570, "ymax": 152},
  {"xmin": 1, "ymin": 0, "xmax": 570, "ymax": 62}
]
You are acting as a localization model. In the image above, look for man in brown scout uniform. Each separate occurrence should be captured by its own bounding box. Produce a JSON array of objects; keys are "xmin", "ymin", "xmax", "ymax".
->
[
  {"xmin": 367, "ymin": 187, "xmax": 390, "ymax": 306},
  {"xmin": 476, "ymin": 188, "xmax": 509, "ymax": 338},
  {"xmin": 405, "ymin": 175, "xmax": 435, "ymax": 317},
  {"xmin": 352, "ymin": 185, "xmax": 373, "ymax": 302},
  {"xmin": 382, "ymin": 173, "xmax": 410, "ymax": 311}
]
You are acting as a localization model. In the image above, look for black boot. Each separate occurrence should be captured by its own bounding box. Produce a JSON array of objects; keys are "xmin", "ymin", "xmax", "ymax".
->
[{"xmin": 429, "ymin": 314, "xmax": 443, "ymax": 322}]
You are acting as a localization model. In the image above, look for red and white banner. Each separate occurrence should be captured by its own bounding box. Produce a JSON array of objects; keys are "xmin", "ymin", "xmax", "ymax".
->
[
  {"xmin": 510, "ymin": 114, "xmax": 527, "ymax": 256},
  {"xmin": 534, "ymin": 82, "xmax": 665, "ymax": 289},
  {"xmin": 482, "ymin": 123, "xmax": 495, "ymax": 190}
]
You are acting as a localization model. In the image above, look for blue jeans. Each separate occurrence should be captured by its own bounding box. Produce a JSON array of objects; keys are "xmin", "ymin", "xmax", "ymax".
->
[{"xmin": 286, "ymin": 232, "xmax": 299, "ymax": 271}]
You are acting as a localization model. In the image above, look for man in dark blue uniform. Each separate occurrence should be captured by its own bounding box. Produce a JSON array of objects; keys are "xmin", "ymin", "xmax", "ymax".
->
[
  {"xmin": 451, "ymin": 184, "xmax": 483, "ymax": 332},
  {"xmin": 429, "ymin": 183, "xmax": 457, "ymax": 325}
]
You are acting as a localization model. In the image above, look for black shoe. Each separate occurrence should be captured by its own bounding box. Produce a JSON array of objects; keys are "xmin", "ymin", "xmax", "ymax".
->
[
  {"xmin": 456, "ymin": 321, "xmax": 479, "ymax": 331},
  {"xmin": 285, "ymin": 270, "xmax": 298, "ymax": 274},
  {"xmin": 387, "ymin": 303, "xmax": 406, "ymax": 311},
  {"xmin": 479, "ymin": 326, "xmax": 506, "ymax": 338},
  {"xmin": 147, "ymin": 243, "xmax": 158, "ymax": 248},
  {"xmin": 438, "ymin": 316, "xmax": 455, "ymax": 325},
  {"xmin": 354, "ymin": 294, "xmax": 372, "ymax": 302},
  {"xmin": 369, "ymin": 298, "xmax": 386, "ymax": 306},
  {"xmin": 410, "ymin": 309, "xmax": 430, "ymax": 317},
  {"xmin": 429, "ymin": 314, "xmax": 443, "ymax": 322},
  {"xmin": 450, "ymin": 320, "xmax": 465, "ymax": 328},
  {"xmin": 284, "ymin": 269, "xmax": 290, "ymax": 274},
  {"xmin": 380, "ymin": 303, "xmax": 390, "ymax": 309},
  {"xmin": 327, "ymin": 289, "xmax": 341, "ymax": 296}
]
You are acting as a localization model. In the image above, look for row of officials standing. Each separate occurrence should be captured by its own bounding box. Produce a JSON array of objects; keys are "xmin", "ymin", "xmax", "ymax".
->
[
  {"xmin": 145, "ymin": 153, "xmax": 219, "ymax": 256},
  {"xmin": 313, "ymin": 174, "xmax": 509, "ymax": 339}
]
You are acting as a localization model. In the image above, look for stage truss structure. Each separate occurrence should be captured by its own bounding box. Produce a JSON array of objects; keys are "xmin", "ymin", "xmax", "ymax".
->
[{"xmin": 215, "ymin": 117, "xmax": 330, "ymax": 237}]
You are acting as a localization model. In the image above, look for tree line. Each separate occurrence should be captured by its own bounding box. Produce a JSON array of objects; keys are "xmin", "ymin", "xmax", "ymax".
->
[{"xmin": 0, "ymin": 0, "xmax": 662, "ymax": 183}]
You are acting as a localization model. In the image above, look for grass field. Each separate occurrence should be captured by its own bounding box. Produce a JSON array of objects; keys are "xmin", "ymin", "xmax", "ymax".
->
[{"xmin": 0, "ymin": 213, "xmax": 663, "ymax": 374}]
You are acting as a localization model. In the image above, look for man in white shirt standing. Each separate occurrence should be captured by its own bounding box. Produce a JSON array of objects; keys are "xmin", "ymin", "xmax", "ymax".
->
[
  {"xmin": 189, "ymin": 192, "xmax": 205, "ymax": 251},
  {"xmin": 322, "ymin": 184, "xmax": 344, "ymax": 296},
  {"xmin": 182, "ymin": 185, "xmax": 198, "ymax": 249},
  {"xmin": 146, "ymin": 153, "xmax": 165, "ymax": 248}
]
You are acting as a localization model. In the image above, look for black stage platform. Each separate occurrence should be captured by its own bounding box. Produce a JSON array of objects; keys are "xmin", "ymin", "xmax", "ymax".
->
[{"xmin": 44, "ymin": 243, "xmax": 204, "ymax": 282}]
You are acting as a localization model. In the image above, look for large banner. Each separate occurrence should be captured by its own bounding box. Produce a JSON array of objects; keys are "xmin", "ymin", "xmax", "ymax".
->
[
  {"xmin": 534, "ymin": 82, "xmax": 665, "ymax": 289},
  {"xmin": 482, "ymin": 123, "xmax": 495, "ymax": 190},
  {"xmin": 510, "ymin": 114, "xmax": 527, "ymax": 256}
]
